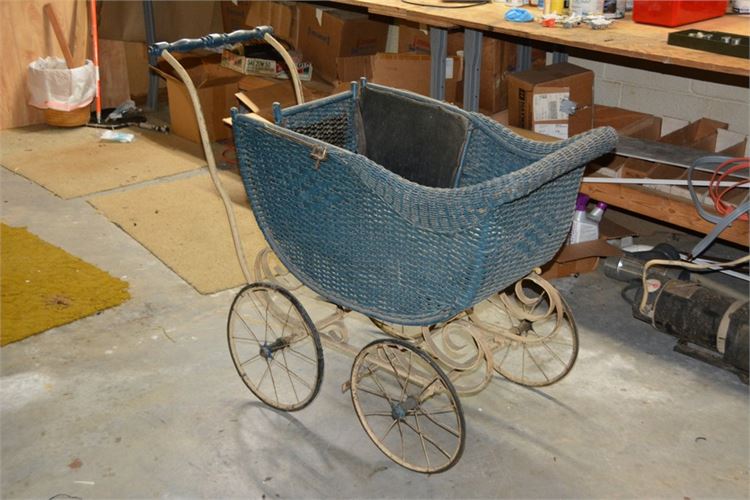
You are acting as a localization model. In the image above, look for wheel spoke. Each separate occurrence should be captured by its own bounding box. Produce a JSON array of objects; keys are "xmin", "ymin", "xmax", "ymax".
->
[
  {"xmin": 279, "ymin": 350, "xmax": 300, "ymax": 403},
  {"xmin": 356, "ymin": 385, "xmax": 392, "ymax": 401},
  {"xmin": 266, "ymin": 359, "xmax": 280, "ymax": 406},
  {"xmin": 399, "ymin": 350, "xmax": 414, "ymax": 402},
  {"xmin": 365, "ymin": 363, "xmax": 395, "ymax": 405},
  {"xmin": 231, "ymin": 335, "xmax": 260, "ymax": 344},
  {"xmin": 363, "ymin": 411, "xmax": 393, "ymax": 417},
  {"xmin": 415, "ymin": 408, "xmax": 460, "ymax": 438},
  {"xmin": 416, "ymin": 376, "xmax": 440, "ymax": 400},
  {"xmin": 245, "ymin": 290, "xmax": 281, "ymax": 343},
  {"xmin": 410, "ymin": 414, "xmax": 431, "ymax": 469},
  {"xmin": 397, "ymin": 420, "xmax": 405, "ymax": 462},
  {"xmin": 419, "ymin": 406, "xmax": 459, "ymax": 415},
  {"xmin": 381, "ymin": 419, "xmax": 398, "ymax": 443},
  {"xmin": 402, "ymin": 416, "xmax": 452, "ymax": 461},
  {"xmin": 240, "ymin": 353, "xmax": 262, "ymax": 367},
  {"xmin": 256, "ymin": 362, "xmax": 270, "ymax": 388},
  {"xmin": 528, "ymin": 329, "xmax": 570, "ymax": 367},
  {"xmin": 271, "ymin": 356, "xmax": 313, "ymax": 391},
  {"xmin": 524, "ymin": 344, "xmax": 551, "ymax": 383},
  {"xmin": 232, "ymin": 310, "xmax": 263, "ymax": 344},
  {"xmin": 264, "ymin": 294, "xmax": 271, "ymax": 344},
  {"xmin": 286, "ymin": 346, "xmax": 317, "ymax": 365},
  {"xmin": 380, "ymin": 346, "xmax": 406, "ymax": 394},
  {"xmin": 495, "ymin": 341, "xmax": 512, "ymax": 369}
]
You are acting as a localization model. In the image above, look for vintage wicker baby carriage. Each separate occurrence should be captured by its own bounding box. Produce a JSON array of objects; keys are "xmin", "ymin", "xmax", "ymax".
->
[{"xmin": 152, "ymin": 27, "xmax": 618, "ymax": 474}]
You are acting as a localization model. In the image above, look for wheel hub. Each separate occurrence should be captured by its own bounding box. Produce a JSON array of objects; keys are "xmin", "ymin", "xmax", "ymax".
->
[
  {"xmin": 516, "ymin": 319, "xmax": 533, "ymax": 335},
  {"xmin": 391, "ymin": 395, "xmax": 419, "ymax": 421},
  {"xmin": 259, "ymin": 337, "xmax": 290, "ymax": 360}
]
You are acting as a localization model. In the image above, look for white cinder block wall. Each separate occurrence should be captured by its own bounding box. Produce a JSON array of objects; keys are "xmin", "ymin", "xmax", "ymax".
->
[{"xmin": 566, "ymin": 56, "xmax": 750, "ymax": 138}]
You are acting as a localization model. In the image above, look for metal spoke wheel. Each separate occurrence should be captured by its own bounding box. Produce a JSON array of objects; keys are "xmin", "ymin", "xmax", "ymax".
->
[
  {"xmin": 471, "ymin": 274, "xmax": 579, "ymax": 387},
  {"xmin": 350, "ymin": 338, "xmax": 465, "ymax": 474},
  {"xmin": 228, "ymin": 282, "xmax": 324, "ymax": 411}
]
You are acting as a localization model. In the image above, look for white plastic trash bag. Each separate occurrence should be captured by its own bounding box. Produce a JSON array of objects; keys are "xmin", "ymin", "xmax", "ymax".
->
[{"xmin": 27, "ymin": 57, "xmax": 95, "ymax": 111}]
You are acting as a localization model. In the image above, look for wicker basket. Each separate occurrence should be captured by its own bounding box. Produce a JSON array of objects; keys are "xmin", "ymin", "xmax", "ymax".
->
[{"xmin": 44, "ymin": 106, "xmax": 89, "ymax": 127}]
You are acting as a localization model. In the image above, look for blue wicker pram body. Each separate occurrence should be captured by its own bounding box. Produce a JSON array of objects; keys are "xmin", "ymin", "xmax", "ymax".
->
[{"xmin": 232, "ymin": 82, "xmax": 617, "ymax": 326}]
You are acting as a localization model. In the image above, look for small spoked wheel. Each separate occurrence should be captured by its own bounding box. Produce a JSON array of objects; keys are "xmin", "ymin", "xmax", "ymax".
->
[
  {"xmin": 471, "ymin": 274, "xmax": 579, "ymax": 387},
  {"xmin": 350, "ymin": 339, "xmax": 465, "ymax": 473},
  {"xmin": 227, "ymin": 282, "xmax": 324, "ymax": 411}
]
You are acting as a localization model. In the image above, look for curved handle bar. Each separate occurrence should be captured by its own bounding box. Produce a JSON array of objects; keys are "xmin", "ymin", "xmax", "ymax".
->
[{"xmin": 148, "ymin": 26, "xmax": 274, "ymax": 56}]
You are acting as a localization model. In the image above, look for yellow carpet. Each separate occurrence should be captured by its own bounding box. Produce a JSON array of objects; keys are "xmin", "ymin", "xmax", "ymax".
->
[
  {"xmin": 0, "ymin": 125, "xmax": 206, "ymax": 199},
  {"xmin": 88, "ymin": 171, "xmax": 267, "ymax": 294},
  {"xmin": 0, "ymin": 224, "xmax": 130, "ymax": 346}
]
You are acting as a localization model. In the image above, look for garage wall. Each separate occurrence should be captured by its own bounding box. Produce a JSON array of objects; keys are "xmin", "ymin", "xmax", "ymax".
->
[{"xmin": 568, "ymin": 56, "xmax": 750, "ymax": 138}]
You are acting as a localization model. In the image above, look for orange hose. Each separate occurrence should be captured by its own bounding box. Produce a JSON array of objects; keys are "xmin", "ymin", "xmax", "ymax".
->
[
  {"xmin": 89, "ymin": 0, "xmax": 101, "ymax": 123},
  {"xmin": 708, "ymin": 157, "xmax": 749, "ymax": 222}
]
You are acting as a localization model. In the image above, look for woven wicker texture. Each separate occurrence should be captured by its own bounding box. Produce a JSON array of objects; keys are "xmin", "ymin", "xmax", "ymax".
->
[{"xmin": 233, "ymin": 84, "xmax": 617, "ymax": 325}]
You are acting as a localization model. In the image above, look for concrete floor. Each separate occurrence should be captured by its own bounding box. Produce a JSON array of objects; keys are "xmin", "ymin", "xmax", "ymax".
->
[{"xmin": 1, "ymin": 165, "xmax": 748, "ymax": 498}]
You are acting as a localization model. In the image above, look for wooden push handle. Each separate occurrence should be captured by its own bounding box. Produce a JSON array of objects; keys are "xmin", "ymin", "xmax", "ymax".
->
[{"xmin": 43, "ymin": 3, "xmax": 75, "ymax": 68}]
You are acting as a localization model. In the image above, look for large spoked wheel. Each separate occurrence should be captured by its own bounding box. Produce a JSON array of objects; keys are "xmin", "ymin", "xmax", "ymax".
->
[
  {"xmin": 350, "ymin": 339, "xmax": 465, "ymax": 474},
  {"xmin": 228, "ymin": 282, "xmax": 324, "ymax": 411},
  {"xmin": 471, "ymin": 274, "xmax": 579, "ymax": 387}
]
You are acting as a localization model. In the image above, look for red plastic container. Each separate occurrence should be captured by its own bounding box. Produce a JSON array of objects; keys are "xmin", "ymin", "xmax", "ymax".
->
[{"xmin": 632, "ymin": 0, "xmax": 728, "ymax": 27}]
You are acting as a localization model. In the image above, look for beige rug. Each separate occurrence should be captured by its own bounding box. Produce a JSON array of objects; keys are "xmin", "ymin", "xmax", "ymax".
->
[
  {"xmin": 88, "ymin": 171, "xmax": 267, "ymax": 294},
  {"xmin": 0, "ymin": 125, "xmax": 206, "ymax": 199}
]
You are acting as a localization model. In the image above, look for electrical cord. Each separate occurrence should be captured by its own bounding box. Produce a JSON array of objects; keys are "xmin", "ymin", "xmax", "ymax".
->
[
  {"xmin": 638, "ymin": 255, "xmax": 750, "ymax": 316},
  {"xmin": 708, "ymin": 157, "xmax": 749, "ymax": 221},
  {"xmin": 687, "ymin": 156, "xmax": 750, "ymax": 258},
  {"xmin": 401, "ymin": 0, "xmax": 490, "ymax": 8}
]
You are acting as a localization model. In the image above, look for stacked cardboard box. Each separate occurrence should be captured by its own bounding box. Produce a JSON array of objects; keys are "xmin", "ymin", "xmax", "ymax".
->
[
  {"xmin": 151, "ymin": 54, "xmax": 244, "ymax": 143},
  {"xmin": 507, "ymin": 63, "xmax": 595, "ymax": 139},
  {"xmin": 295, "ymin": 3, "xmax": 390, "ymax": 83},
  {"xmin": 337, "ymin": 53, "xmax": 463, "ymax": 103}
]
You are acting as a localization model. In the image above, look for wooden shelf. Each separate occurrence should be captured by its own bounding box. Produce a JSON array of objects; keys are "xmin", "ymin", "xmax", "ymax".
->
[
  {"xmin": 580, "ymin": 182, "xmax": 749, "ymax": 247},
  {"xmin": 335, "ymin": 0, "xmax": 750, "ymax": 78}
]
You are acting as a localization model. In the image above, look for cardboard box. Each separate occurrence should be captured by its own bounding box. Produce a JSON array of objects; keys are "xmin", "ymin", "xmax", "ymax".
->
[
  {"xmin": 541, "ymin": 218, "xmax": 631, "ymax": 279},
  {"xmin": 593, "ymin": 105, "xmax": 662, "ymax": 140},
  {"xmin": 245, "ymin": 1, "xmax": 299, "ymax": 47},
  {"xmin": 237, "ymin": 76, "xmax": 318, "ymax": 121},
  {"xmin": 507, "ymin": 63, "xmax": 594, "ymax": 139},
  {"xmin": 337, "ymin": 53, "xmax": 462, "ymax": 103},
  {"xmin": 221, "ymin": 47, "xmax": 313, "ymax": 80},
  {"xmin": 151, "ymin": 55, "xmax": 244, "ymax": 143},
  {"xmin": 398, "ymin": 25, "xmax": 545, "ymax": 113},
  {"xmin": 296, "ymin": 3, "xmax": 389, "ymax": 83},
  {"xmin": 397, "ymin": 21, "xmax": 463, "ymax": 55},
  {"xmin": 221, "ymin": 0, "xmax": 252, "ymax": 32}
]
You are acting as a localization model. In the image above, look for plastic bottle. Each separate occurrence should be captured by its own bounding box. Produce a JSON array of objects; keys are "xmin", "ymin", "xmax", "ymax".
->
[
  {"xmin": 549, "ymin": 0, "xmax": 566, "ymax": 14},
  {"xmin": 569, "ymin": 194, "xmax": 599, "ymax": 244},
  {"xmin": 570, "ymin": 0, "xmax": 603, "ymax": 15},
  {"xmin": 588, "ymin": 201, "xmax": 608, "ymax": 223}
]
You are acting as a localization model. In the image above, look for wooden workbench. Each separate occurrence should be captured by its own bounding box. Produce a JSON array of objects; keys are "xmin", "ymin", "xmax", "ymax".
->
[
  {"xmin": 336, "ymin": 0, "xmax": 749, "ymax": 77},
  {"xmin": 334, "ymin": 0, "xmax": 749, "ymax": 246}
]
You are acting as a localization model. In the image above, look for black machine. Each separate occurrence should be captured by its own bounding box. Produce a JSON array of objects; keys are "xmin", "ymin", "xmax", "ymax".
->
[{"xmin": 605, "ymin": 244, "xmax": 749, "ymax": 382}]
